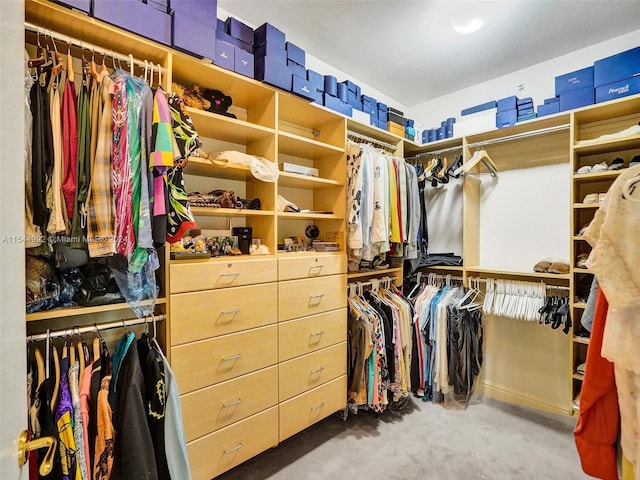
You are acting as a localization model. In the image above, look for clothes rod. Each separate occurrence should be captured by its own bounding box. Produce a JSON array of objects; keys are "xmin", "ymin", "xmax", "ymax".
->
[
  {"xmin": 405, "ymin": 144, "xmax": 463, "ymax": 162},
  {"xmin": 347, "ymin": 130, "xmax": 398, "ymax": 152},
  {"xmin": 466, "ymin": 123, "xmax": 570, "ymax": 149},
  {"xmin": 348, "ymin": 276, "xmax": 397, "ymax": 287},
  {"xmin": 468, "ymin": 276, "xmax": 571, "ymax": 291},
  {"xmin": 24, "ymin": 22, "xmax": 165, "ymax": 74},
  {"xmin": 27, "ymin": 314, "xmax": 166, "ymax": 342}
]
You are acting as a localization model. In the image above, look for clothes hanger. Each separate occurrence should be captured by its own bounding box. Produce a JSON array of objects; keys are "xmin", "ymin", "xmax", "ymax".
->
[
  {"xmin": 34, "ymin": 346, "xmax": 45, "ymax": 390},
  {"xmin": 50, "ymin": 343, "xmax": 60, "ymax": 412},
  {"xmin": 157, "ymin": 63, "xmax": 163, "ymax": 88},
  {"xmin": 65, "ymin": 40, "xmax": 74, "ymax": 83},
  {"xmin": 128, "ymin": 53, "xmax": 134, "ymax": 76},
  {"xmin": 453, "ymin": 148, "xmax": 498, "ymax": 177},
  {"xmin": 100, "ymin": 50, "xmax": 108, "ymax": 74}
]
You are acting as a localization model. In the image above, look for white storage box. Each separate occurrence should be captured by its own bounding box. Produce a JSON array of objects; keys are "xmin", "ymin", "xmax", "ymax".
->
[{"xmin": 454, "ymin": 108, "xmax": 497, "ymax": 137}]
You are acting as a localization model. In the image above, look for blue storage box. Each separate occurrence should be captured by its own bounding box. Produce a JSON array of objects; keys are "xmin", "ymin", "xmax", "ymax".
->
[
  {"xmin": 306, "ymin": 70, "xmax": 323, "ymax": 91},
  {"xmin": 217, "ymin": 17, "xmax": 225, "ymax": 31},
  {"xmin": 348, "ymin": 95, "xmax": 362, "ymax": 110},
  {"xmin": 377, "ymin": 102, "xmax": 388, "ymax": 112},
  {"xmin": 215, "ymin": 29, "xmax": 251, "ymax": 53},
  {"xmin": 516, "ymin": 97, "xmax": 533, "ymax": 106},
  {"xmin": 559, "ymin": 87, "xmax": 594, "ymax": 111},
  {"xmin": 361, "ymin": 94, "xmax": 376, "ymax": 104},
  {"xmin": 422, "ymin": 130, "xmax": 429, "ymax": 143},
  {"xmin": 594, "ymin": 46, "xmax": 640, "ymax": 87},
  {"xmin": 336, "ymin": 83, "xmax": 348, "ymax": 103},
  {"xmin": 52, "ymin": 0, "xmax": 91, "ymax": 12},
  {"xmin": 170, "ymin": 0, "xmax": 217, "ymax": 27},
  {"xmin": 406, "ymin": 126, "xmax": 416, "ymax": 136},
  {"xmin": 314, "ymin": 89, "xmax": 323, "ymax": 105},
  {"xmin": 596, "ymin": 75, "xmax": 640, "ymax": 104},
  {"xmin": 341, "ymin": 102, "xmax": 353, "ymax": 117},
  {"xmin": 225, "ymin": 17, "xmax": 253, "ymax": 45},
  {"xmin": 496, "ymin": 108, "xmax": 517, "ymax": 128},
  {"xmin": 214, "ymin": 39, "xmax": 235, "ymax": 70},
  {"xmin": 234, "ymin": 47, "xmax": 254, "ymax": 78},
  {"xmin": 324, "ymin": 76, "xmax": 338, "ymax": 96},
  {"xmin": 377, "ymin": 118, "xmax": 387, "ymax": 130},
  {"xmin": 285, "ymin": 42, "xmax": 305, "ymax": 66},
  {"xmin": 255, "ymin": 56, "xmax": 291, "ymax": 91},
  {"xmin": 342, "ymin": 80, "xmax": 357, "ymax": 93},
  {"xmin": 537, "ymin": 102, "xmax": 560, "ymax": 117},
  {"xmin": 517, "ymin": 107, "xmax": 535, "ymax": 115},
  {"xmin": 291, "ymin": 75, "xmax": 315, "ymax": 101},
  {"xmin": 362, "ymin": 101, "xmax": 377, "ymax": 117},
  {"xmin": 378, "ymin": 109, "xmax": 388, "ymax": 122},
  {"xmin": 94, "ymin": 0, "xmax": 172, "ymax": 45},
  {"xmin": 254, "ymin": 23, "xmax": 286, "ymax": 49},
  {"xmin": 517, "ymin": 113, "xmax": 538, "ymax": 122},
  {"xmin": 497, "ymin": 96, "xmax": 518, "ymax": 112},
  {"xmin": 446, "ymin": 117, "xmax": 456, "ymax": 125},
  {"xmin": 437, "ymin": 126, "xmax": 446, "ymax": 139},
  {"xmin": 323, "ymin": 93, "xmax": 342, "ymax": 113},
  {"xmin": 544, "ymin": 97, "xmax": 560, "ymax": 105},
  {"xmin": 172, "ymin": 11, "xmax": 216, "ymax": 60},
  {"xmin": 446, "ymin": 125, "xmax": 453, "ymax": 137},
  {"xmin": 406, "ymin": 119, "xmax": 415, "ymax": 128},
  {"xmin": 148, "ymin": 0, "xmax": 169, "ymax": 12},
  {"xmin": 555, "ymin": 66, "xmax": 594, "ymax": 95},
  {"xmin": 254, "ymin": 42, "xmax": 286, "ymax": 64},
  {"xmin": 461, "ymin": 100, "xmax": 497, "ymax": 116},
  {"xmin": 429, "ymin": 129, "xmax": 438, "ymax": 142},
  {"xmin": 287, "ymin": 60, "xmax": 305, "ymax": 79}
]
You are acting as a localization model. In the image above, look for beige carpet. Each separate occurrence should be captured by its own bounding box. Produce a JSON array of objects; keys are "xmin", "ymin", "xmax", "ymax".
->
[{"xmin": 216, "ymin": 397, "xmax": 592, "ymax": 480}]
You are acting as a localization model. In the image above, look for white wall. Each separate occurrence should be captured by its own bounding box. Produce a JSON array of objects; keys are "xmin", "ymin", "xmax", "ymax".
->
[
  {"xmin": 408, "ymin": 29, "xmax": 640, "ymax": 128},
  {"xmin": 217, "ymin": 7, "xmax": 408, "ymax": 112},
  {"xmin": 0, "ymin": 0, "xmax": 27, "ymax": 477}
]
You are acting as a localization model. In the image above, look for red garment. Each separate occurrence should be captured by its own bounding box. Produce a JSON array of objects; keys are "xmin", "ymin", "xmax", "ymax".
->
[
  {"xmin": 574, "ymin": 289, "xmax": 619, "ymax": 480},
  {"xmin": 61, "ymin": 78, "xmax": 78, "ymax": 222}
]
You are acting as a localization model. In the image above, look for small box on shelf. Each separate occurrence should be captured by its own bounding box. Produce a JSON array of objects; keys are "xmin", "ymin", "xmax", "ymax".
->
[
  {"xmin": 555, "ymin": 66, "xmax": 594, "ymax": 96},
  {"xmin": 285, "ymin": 41, "xmax": 305, "ymax": 65},
  {"xmin": 172, "ymin": 11, "xmax": 216, "ymax": 60},
  {"xmin": 254, "ymin": 41, "xmax": 287, "ymax": 64},
  {"xmin": 225, "ymin": 16, "xmax": 254, "ymax": 45},
  {"xmin": 255, "ymin": 56, "xmax": 292, "ymax": 91},
  {"xmin": 595, "ymin": 75, "xmax": 640, "ymax": 104},
  {"xmin": 94, "ymin": 0, "xmax": 172, "ymax": 45},
  {"xmin": 291, "ymin": 75, "xmax": 316, "ymax": 101},
  {"xmin": 254, "ymin": 22, "xmax": 286, "ymax": 49},
  {"xmin": 234, "ymin": 48, "xmax": 254, "ymax": 78},
  {"xmin": 214, "ymin": 39, "xmax": 235, "ymax": 70},
  {"xmin": 559, "ymin": 87, "xmax": 594, "ymax": 111},
  {"xmin": 171, "ymin": 0, "xmax": 218, "ymax": 26}
]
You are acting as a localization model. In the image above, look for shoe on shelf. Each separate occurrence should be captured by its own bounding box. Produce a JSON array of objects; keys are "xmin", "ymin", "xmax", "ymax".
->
[
  {"xmin": 583, "ymin": 193, "xmax": 599, "ymax": 204},
  {"xmin": 572, "ymin": 393, "xmax": 581, "ymax": 410},
  {"xmin": 591, "ymin": 161, "xmax": 608, "ymax": 172},
  {"xmin": 576, "ymin": 253, "xmax": 589, "ymax": 269},
  {"xmin": 576, "ymin": 362, "xmax": 586, "ymax": 375},
  {"xmin": 598, "ymin": 193, "xmax": 606, "ymax": 203},
  {"xmin": 577, "ymin": 223, "xmax": 591, "ymax": 236},
  {"xmin": 608, "ymin": 157, "xmax": 625, "ymax": 170},
  {"xmin": 548, "ymin": 260, "xmax": 570, "ymax": 274},
  {"xmin": 533, "ymin": 258, "xmax": 552, "ymax": 273},
  {"xmin": 575, "ymin": 165, "xmax": 592, "ymax": 174},
  {"xmin": 630, "ymin": 155, "xmax": 640, "ymax": 168}
]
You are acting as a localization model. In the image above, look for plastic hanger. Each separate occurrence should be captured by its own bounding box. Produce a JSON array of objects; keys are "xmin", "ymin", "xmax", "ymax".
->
[
  {"xmin": 66, "ymin": 40, "xmax": 74, "ymax": 83},
  {"xmin": 90, "ymin": 48, "xmax": 100, "ymax": 83},
  {"xmin": 128, "ymin": 53, "xmax": 134, "ymax": 76},
  {"xmin": 50, "ymin": 344, "xmax": 60, "ymax": 412}
]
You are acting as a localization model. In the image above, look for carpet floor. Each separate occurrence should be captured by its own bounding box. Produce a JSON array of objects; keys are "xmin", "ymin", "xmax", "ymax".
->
[{"xmin": 216, "ymin": 397, "xmax": 593, "ymax": 480}]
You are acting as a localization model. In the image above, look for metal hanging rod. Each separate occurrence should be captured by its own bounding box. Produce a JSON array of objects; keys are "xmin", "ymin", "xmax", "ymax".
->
[
  {"xmin": 348, "ymin": 276, "xmax": 397, "ymax": 288},
  {"xmin": 26, "ymin": 314, "xmax": 166, "ymax": 342},
  {"xmin": 24, "ymin": 22, "xmax": 165, "ymax": 74},
  {"xmin": 468, "ymin": 276, "xmax": 570, "ymax": 292},
  {"xmin": 347, "ymin": 130, "xmax": 398, "ymax": 152},
  {"xmin": 405, "ymin": 144, "xmax": 463, "ymax": 162},
  {"xmin": 466, "ymin": 123, "xmax": 570, "ymax": 149}
]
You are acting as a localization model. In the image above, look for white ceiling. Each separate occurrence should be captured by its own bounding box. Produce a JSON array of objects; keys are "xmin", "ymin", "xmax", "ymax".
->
[{"xmin": 218, "ymin": 0, "xmax": 640, "ymax": 108}]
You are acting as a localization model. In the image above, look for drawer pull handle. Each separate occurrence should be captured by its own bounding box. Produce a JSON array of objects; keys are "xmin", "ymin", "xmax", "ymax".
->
[
  {"xmin": 222, "ymin": 353, "xmax": 241, "ymax": 362},
  {"xmin": 309, "ymin": 294, "xmax": 324, "ymax": 304},
  {"xmin": 309, "ymin": 265, "xmax": 324, "ymax": 274},
  {"xmin": 310, "ymin": 366, "xmax": 325, "ymax": 375},
  {"xmin": 221, "ymin": 308, "xmax": 241, "ymax": 316},
  {"xmin": 310, "ymin": 331, "xmax": 324, "ymax": 338},
  {"xmin": 223, "ymin": 399, "xmax": 242, "ymax": 408},
  {"xmin": 310, "ymin": 402, "xmax": 325, "ymax": 412},
  {"xmin": 219, "ymin": 273, "xmax": 240, "ymax": 283},
  {"xmin": 223, "ymin": 443, "xmax": 243, "ymax": 455}
]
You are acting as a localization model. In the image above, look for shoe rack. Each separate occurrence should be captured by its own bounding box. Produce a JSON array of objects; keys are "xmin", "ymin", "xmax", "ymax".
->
[{"xmin": 569, "ymin": 94, "xmax": 640, "ymax": 414}]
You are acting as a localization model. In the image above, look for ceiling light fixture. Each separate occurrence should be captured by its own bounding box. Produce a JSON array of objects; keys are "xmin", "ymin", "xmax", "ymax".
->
[{"xmin": 452, "ymin": 17, "xmax": 485, "ymax": 34}]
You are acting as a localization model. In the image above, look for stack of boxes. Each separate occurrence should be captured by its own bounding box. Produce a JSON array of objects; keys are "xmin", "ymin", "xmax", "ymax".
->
[
  {"xmin": 322, "ymin": 75, "xmax": 351, "ymax": 115},
  {"xmin": 171, "ymin": 0, "xmax": 217, "ymax": 60},
  {"xmin": 306, "ymin": 70, "xmax": 324, "ymax": 104},
  {"xmin": 594, "ymin": 46, "xmax": 640, "ymax": 104},
  {"xmin": 422, "ymin": 117, "xmax": 455, "ymax": 143},
  {"xmin": 93, "ymin": 0, "xmax": 172, "ymax": 45},
  {"xmin": 516, "ymin": 97, "xmax": 536, "ymax": 122},
  {"xmin": 213, "ymin": 16, "xmax": 254, "ymax": 78},
  {"xmin": 361, "ymin": 95, "xmax": 378, "ymax": 126},
  {"xmin": 555, "ymin": 66, "xmax": 594, "ymax": 112},
  {"xmin": 253, "ymin": 23, "xmax": 290, "ymax": 90},
  {"xmin": 387, "ymin": 107, "xmax": 406, "ymax": 137},
  {"xmin": 377, "ymin": 102, "xmax": 388, "ymax": 131},
  {"xmin": 53, "ymin": 0, "xmax": 91, "ymax": 13},
  {"xmin": 537, "ymin": 97, "xmax": 560, "ymax": 117},
  {"xmin": 287, "ymin": 41, "xmax": 316, "ymax": 101}
]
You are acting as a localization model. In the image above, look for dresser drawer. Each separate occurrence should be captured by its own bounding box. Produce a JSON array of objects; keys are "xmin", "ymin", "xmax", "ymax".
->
[
  {"xmin": 171, "ymin": 325, "xmax": 278, "ymax": 394},
  {"xmin": 279, "ymin": 375, "xmax": 347, "ymax": 442},
  {"xmin": 170, "ymin": 283, "xmax": 277, "ymax": 345},
  {"xmin": 278, "ymin": 309, "xmax": 347, "ymax": 361},
  {"xmin": 279, "ymin": 343, "xmax": 347, "ymax": 401},
  {"xmin": 181, "ymin": 366, "xmax": 278, "ymax": 442},
  {"xmin": 170, "ymin": 257, "xmax": 277, "ymax": 293},
  {"xmin": 278, "ymin": 275, "xmax": 347, "ymax": 321},
  {"xmin": 278, "ymin": 253, "xmax": 346, "ymax": 281},
  {"xmin": 187, "ymin": 406, "xmax": 278, "ymax": 480}
]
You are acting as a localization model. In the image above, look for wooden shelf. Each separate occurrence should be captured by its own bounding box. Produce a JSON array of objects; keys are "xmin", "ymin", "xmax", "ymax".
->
[
  {"xmin": 346, "ymin": 118, "xmax": 404, "ymax": 147},
  {"xmin": 572, "ymin": 93, "xmax": 640, "ymax": 124},
  {"xmin": 170, "ymin": 254, "xmax": 276, "ymax": 264},
  {"xmin": 465, "ymin": 267, "xmax": 570, "ymax": 280},
  {"xmin": 184, "ymin": 157, "xmax": 254, "ymax": 181},
  {"xmin": 277, "ymin": 211, "xmax": 343, "ymax": 220},
  {"xmin": 572, "ymin": 373, "xmax": 585, "ymax": 381},
  {"xmin": 573, "ymin": 336, "xmax": 590, "ymax": 345},
  {"xmin": 278, "ymin": 172, "xmax": 343, "ymax": 189},
  {"xmin": 279, "ymin": 93, "xmax": 344, "ymax": 131},
  {"xmin": 573, "ymin": 202, "xmax": 601, "ymax": 209},
  {"xmin": 572, "ymin": 169, "xmax": 625, "ymax": 181},
  {"xmin": 347, "ymin": 267, "xmax": 403, "ymax": 280},
  {"xmin": 573, "ymin": 302, "xmax": 587, "ymax": 309},
  {"xmin": 278, "ymin": 131, "xmax": 344, "ymax": 159},
  {"xmin": 191, "ymin": 207, "xmax": 274, "ymax": 217},
  {"xmin": 403, "ymin": 137, "xmax": 464, "ymax": 158},
  {"xmin": 573, "ymin": 134, "xmax": 640, "ymax": 156},
  {"xmin": 573, "ymin": 267, "xmax": 594, "ymax": 275},
  {"xmin": 572, "ymin": 235, "xmax": 586, "ymax": 241},
  {"xmin": 185, "ymin": 107, "xmax": 274, "ymax": 144},
  {"xmin": 26, "ymin": 298, "xmax": 166, "ymax": 322}
]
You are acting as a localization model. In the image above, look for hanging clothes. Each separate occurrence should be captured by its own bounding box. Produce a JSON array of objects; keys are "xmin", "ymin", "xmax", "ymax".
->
[
  {"xmin": 61, "ymin": 75, "xmax": 78, "ymax": 223},
  {"xmin": 24, "ymin": 51, "xmax": 43, "ymax": 247},
  {"xmin": 68, "ymin": 362, "xmax": 88, "ymax": 480},
  {"xmin": 69, "ymin": 79, "xmax": 91, "ymax": 249},
  {"xmin": 47, "ymin": 69, "xmax": 68, "ymax": 235},
  {"xmin": 55, "ymin": 355, "xmax": 80, "ymax": 479}
]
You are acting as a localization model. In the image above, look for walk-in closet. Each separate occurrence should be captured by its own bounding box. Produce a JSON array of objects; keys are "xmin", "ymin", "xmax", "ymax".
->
[{"xmin": 2, "ymin": 1, "xmax": 640, "ymax": 479}]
